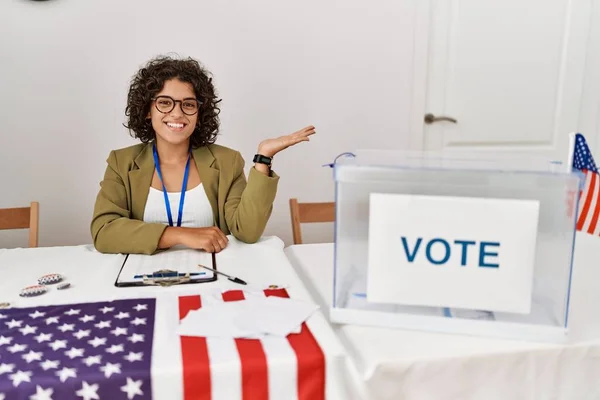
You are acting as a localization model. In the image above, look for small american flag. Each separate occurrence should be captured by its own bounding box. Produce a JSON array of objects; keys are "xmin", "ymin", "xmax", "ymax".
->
[
  {"xmin": 572, "ymin": 133, "xmax": 600, "ymax": 235},
  {"xmin": 0, "ymin": 298, "xmax": 155, "ymax": 400}
]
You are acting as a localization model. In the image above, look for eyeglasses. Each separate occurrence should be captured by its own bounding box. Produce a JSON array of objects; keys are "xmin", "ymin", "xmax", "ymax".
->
[{"xmin": 152, "ymin": 95, "xmax": 200, "ymax": 116}]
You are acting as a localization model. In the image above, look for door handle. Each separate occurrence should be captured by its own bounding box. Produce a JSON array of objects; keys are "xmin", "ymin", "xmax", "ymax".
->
[{"xmin": 424, "ymin": 113, "xmax": 457, "ymax": 124}]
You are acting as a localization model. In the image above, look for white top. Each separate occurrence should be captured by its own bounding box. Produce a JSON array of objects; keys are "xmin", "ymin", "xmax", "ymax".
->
[{"xmin": 143, "ymin": 184, "xmax": 214, "ymax": 228}]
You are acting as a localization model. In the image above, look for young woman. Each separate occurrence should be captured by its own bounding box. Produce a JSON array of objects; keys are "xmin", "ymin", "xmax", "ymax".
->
[{"xmin": 91, "ymin": 55, "xmax": 315, "ymax": 255}]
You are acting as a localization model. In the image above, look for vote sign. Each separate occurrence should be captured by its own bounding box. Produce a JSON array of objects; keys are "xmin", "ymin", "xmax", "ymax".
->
[{"xmin": 366, "ymin": 193, "xmax": 540, "ymax": 314}]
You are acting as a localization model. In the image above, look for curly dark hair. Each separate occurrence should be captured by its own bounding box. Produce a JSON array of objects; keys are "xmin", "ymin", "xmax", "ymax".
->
[{"xmin": 124, "ymin": 55, "xmax": 221, "ymax": 148}]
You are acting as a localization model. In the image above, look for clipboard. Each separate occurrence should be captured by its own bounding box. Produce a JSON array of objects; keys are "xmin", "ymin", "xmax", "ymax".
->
[{"xmin": 114, "ymin": 248, "xmax": 218, "ymax": 287}]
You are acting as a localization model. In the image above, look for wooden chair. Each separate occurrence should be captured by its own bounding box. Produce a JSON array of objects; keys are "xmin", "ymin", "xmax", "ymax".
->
[
  {"xmin": 0, "ymin": 201, "xmax": 40, "ymax": 247},
  {"xmin": 289, "ymin": 198, "xmax": 335, "ymax": 245}
]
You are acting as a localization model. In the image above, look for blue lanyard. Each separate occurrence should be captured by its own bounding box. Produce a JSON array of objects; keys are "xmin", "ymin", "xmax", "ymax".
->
[{"xmin": 152, "ymin": 143, "xmax": 191, "ymax": 227}]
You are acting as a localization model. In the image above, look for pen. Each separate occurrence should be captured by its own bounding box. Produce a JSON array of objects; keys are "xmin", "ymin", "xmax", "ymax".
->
[
  {"xmin": 197, "ymin": 264, "xmax": 247, "ymax": 285},
  {"xmin": 133, "ymin": 272, "xmax": 206, "ymax": 279}
]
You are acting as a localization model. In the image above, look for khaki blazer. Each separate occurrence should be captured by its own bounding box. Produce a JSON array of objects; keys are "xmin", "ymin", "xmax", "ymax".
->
[{"xmin": 91, "ymin": 142, "xmax": 279, "ymax": 254}]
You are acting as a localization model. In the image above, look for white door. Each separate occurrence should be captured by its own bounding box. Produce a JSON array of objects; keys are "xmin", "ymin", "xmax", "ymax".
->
[{"xmin": 410, "ymin": 0, "xmax": 593, "ymax": 167}]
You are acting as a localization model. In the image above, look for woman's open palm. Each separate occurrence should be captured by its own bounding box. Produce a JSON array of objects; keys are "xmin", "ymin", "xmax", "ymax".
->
[{"xmin": 258, "ymin": 125, "xmax": 316, "ymax": 157}]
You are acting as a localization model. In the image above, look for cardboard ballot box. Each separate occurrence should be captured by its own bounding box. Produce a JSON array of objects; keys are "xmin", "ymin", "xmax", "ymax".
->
[{"xmin": 331, "ymin": 150, "xmax": 582, "ymax": 343}]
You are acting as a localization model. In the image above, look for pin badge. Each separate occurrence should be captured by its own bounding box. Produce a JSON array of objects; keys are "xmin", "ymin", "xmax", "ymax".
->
[
  {"xmin": 19, "ymin": 285, "xmax": 48, "ymax": 297},
  {"xmin": 38, "ymin": 273, "xmax": 63, "ymax": 285}
]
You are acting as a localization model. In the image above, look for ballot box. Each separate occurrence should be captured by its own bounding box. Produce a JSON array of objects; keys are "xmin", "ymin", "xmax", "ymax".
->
[{"xmin": 330, "ymin": 150, "xmax": 582, "ymax": 342}]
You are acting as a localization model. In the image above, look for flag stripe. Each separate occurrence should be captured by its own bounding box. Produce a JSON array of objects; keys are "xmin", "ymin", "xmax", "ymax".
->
[
  {"xmin": 222, "ymin": 290, "xmax": 269, "ymax": 400},
  {"xmin": 577, "ymin": 171, "xmax": 594, "ymax": 230},
  {"xmin": 221, "ymin": 290, "xmax": 245, "ymax": 301},
  {"xmin": 582, "ymin": 170, "xmax": 598, "ymax": 232},
  {"xmin": 206, "ymin": 335, "xmax": 242, "ymax": 400},
  {"xmin": 265, "ymin": 289, "xmax": 326, "ymax": 400},
  {"xmin": 202, "ymin": 292, "xmax": 242, "ymax": 400},
  {"xmin": 251, "ymin": 292, "xmax": 299, "ymax": 400},
  {"xmin": 179, "ymin": 295, "xmax": 212, "ymax": 400},
  {"xmin": 587, "ymin": 173, "xmax": 600, "ymax": 234}
]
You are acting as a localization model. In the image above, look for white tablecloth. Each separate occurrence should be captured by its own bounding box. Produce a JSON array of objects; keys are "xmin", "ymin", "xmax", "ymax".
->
[
  {"xmin": 285, "ymin": 234, "xmax": 600, "ymax": 400},
  {"xmin": 0, "ymin": 237, "xmax": 353, "ymax": 400}
]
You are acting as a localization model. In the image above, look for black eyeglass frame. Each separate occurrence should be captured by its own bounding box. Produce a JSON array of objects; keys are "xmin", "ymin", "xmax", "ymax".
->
[{"xmin": 151, "ymin": 95, "xmax": 201, "ymax": 116}]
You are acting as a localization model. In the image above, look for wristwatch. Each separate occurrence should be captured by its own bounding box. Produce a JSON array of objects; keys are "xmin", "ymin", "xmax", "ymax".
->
[{"xmin": 253, "ymin": 154, "xmax": 273, "ymax": 167}]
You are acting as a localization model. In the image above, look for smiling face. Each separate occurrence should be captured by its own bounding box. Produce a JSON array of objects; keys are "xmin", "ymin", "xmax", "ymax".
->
[{"xmin": 148, "ymin": 78, "xmax": 199, "ymax": 147}]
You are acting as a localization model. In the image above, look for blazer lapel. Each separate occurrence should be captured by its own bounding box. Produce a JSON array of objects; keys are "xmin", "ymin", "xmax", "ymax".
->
[
  {"xmin": 193, "ymin": 146, "xmax": 220, "ymax": 225},
  {"xmin": 129, "ymin": 144, "xmax": 155, "ymax": 221}
]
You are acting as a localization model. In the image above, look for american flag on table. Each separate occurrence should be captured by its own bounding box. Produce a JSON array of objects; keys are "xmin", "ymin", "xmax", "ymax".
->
[
  {"xmin": 571, "ymin": 133, "xmax": 600, "ymax": 236},
  {"xmin": 0, "ymin": 289, "xmax": 326, "ymax": 400}
]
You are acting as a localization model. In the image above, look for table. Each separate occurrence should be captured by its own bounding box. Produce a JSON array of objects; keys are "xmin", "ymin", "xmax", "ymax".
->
[
  {"xmin": 0, "ymin": 237, "xmax": 353, "ymax": 400},
  {"xmin": 285, "ymin": 239, "xmax": 600, "ymax": 400}
]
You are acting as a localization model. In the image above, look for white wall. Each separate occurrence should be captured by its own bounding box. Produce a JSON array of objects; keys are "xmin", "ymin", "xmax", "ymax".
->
[
  {"xmin": 0, "ymin": 0, "xmax": 417, "ymax": 248},
  {"xmin": 579, "ymin": 0, "xmax": 600, "ymax": 155}
]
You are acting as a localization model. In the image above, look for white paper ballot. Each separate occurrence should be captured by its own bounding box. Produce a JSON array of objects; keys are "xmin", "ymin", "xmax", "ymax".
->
[
  {"xmin": 117, "ymin": 247, "xmax": 215, "ymax": 285},
  {"xmin": 177, "ymin": 295, "xmax": 319, "ymax": 339},
  {"xmin": 235, "ymin": 296, "xmax": 318, "ymax": 337},
  {"xmin": 179, "ymin": 303, "xmax": 257, "ymax": 338}
]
